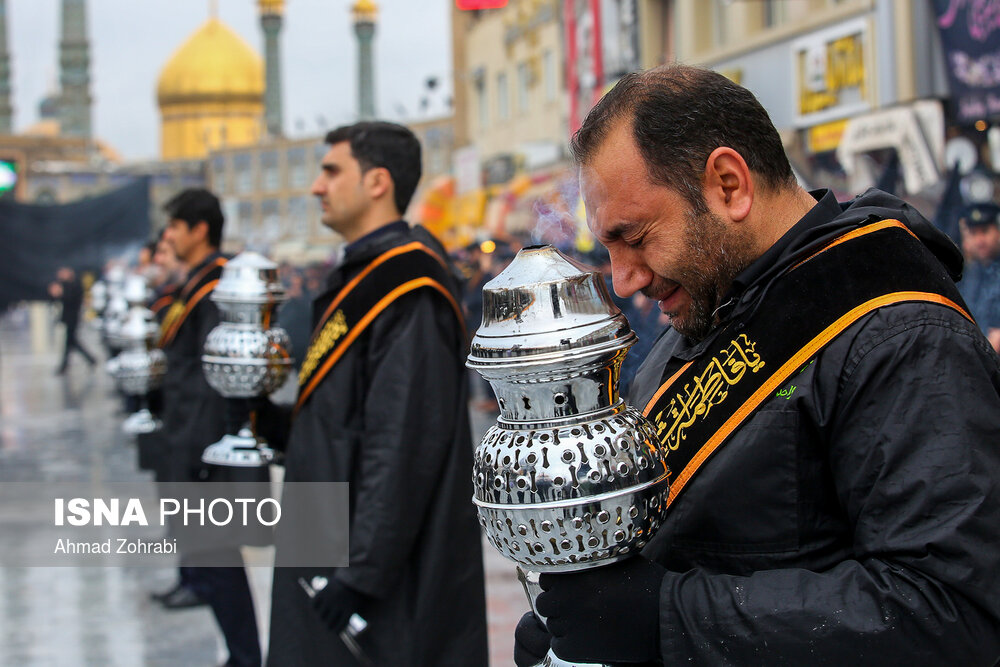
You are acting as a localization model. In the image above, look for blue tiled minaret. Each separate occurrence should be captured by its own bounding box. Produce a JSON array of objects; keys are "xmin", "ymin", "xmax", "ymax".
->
[
  {"xmin": 58, "ymin": 0, "xmax": 92, "ymax": 138},
  {"xmin": 258, "ymin": 0, "xmax": 284, "ymax": 136},
  {"xmin": 0, "ymin": 0, "xmax": 12, "ymax": 134},
  {"xmin": 352, "ymin": 0, "xmax": 378, "ymax": 121}
]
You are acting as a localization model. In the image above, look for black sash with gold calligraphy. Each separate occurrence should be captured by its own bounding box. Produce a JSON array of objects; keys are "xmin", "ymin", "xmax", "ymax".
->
[
  {"xmin": 642, "ymin": 220, "xmax": 973, "ymax": 510},
  {"xmin": 294, "ymin": 242, "xmax": 464, "ymax": 414},
  {"xmin": 157, "ymin": 256, "xmax": 227, "ymax": 348}
]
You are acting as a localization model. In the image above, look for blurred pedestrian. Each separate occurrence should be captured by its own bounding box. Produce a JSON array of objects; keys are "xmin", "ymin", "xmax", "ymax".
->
[
  {"xmin": 958, "ymin": 203, "xmax": 1000, "ymax": 352},
  {"xmin": 49, "ymin": 266, "xmax": 97, "ymax": 375},
  {"xmin": 265, "ymin": 121, "xmax": 488, "ymax": 666},
  {"xmin": 275, "ymin": 269, "xmax": 311, "ymax": 373}
]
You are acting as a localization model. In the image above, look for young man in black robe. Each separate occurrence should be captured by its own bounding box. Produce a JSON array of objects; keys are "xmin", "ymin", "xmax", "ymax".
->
[
  {"xmin": 265, "ymin": 122, "xmax": 488, "ymax": 666},
  {"xmin": 157, "ymin": 189, "xmax": 262, "ymax": 667}
]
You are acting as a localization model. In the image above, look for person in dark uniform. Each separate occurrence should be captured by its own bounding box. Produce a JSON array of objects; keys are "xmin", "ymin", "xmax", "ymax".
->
[
  {"xmin": 156, "ymin": 189, "xmax": 262, "ymax": 667},
  {"xmin": 264, "ymin": 122, "xmax": 488, "ymax": 666},
  {"xmin": 958, "ymin": 202, "xmax": 1000, "ymax": 352},
  {"xmin": 49, "ymin": 266, "xmax": 97, "ymax": 374}
]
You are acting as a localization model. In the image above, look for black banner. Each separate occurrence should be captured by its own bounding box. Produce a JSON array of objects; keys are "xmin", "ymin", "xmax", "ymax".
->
[
  {"xmin": 0, "ymin": 178, "xmax": 150, "ymax": 306},
  {"xmin": 934, "ymin": 0, "xmax": 1000, "ymax": 124}
]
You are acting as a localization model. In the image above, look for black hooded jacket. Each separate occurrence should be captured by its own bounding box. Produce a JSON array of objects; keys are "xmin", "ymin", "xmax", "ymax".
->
[{"xmin": 630, "ymin": 189, "xmax": 1000, "ymax": 666}]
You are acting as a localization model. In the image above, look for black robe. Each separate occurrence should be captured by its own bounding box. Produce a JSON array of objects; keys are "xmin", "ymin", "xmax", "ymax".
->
[
  {"xmin": 267, "ymin": 225, "xmax": 488, "ymax": 666},
  {"xmin": 158, "ymin": 253, "xmax": 227, "ymax": 484}
]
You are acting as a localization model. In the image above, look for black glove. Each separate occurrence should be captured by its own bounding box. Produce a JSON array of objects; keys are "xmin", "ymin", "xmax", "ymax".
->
[
  {"xmin": 514, "ymin": 611, "xmax": 551, "ymax": 667},
  {"xmin": 312, "ymin": 578, "xmax": 367, "ymax": 633},
  {"xmin": 536, "ymin": 556, "xmax": 666, "ymax": 664}
]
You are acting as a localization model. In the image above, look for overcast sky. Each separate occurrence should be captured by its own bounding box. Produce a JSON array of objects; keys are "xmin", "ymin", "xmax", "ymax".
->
[{"xmin": 6, "ymin": 0, "xmax": 453, "ymax": 160}]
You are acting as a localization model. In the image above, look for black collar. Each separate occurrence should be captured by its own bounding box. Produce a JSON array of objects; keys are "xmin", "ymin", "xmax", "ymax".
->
[
  {"xmin": 184, "ymin": 250, "xmax": 225, "ymax": 282},
  {"xmin": 725, "ymin": 189, "xmax": 842, "ymax": 304},
  {"xmin": 342, "ymin": 220, "xmax": 410, "ymax": 260}
]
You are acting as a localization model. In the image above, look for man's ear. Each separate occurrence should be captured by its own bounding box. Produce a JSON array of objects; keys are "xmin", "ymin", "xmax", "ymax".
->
[
  {"xmin": 702, "ymin": 147, "xmax": 753, "ymax": 223},
  {"xmin": 193, "ymin": 220, "xmax": 210, "ymax": 243},
  {"xmin": 364, "ymin": 167, "xmax": 393, "ymax": 202}
]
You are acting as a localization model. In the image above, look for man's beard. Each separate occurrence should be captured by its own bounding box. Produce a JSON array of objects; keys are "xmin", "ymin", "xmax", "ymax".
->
[{"xmin": 646, "ymin": 210, "xmax": 757, "ymax": 342}]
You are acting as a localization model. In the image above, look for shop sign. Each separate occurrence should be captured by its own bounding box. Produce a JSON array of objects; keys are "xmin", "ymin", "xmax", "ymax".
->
[
  {"xmin": 793, "ymin": 17, "xmax": 871, "ymax": 127},
  {"xmin": 456, "ymin": 0, "xmax": 508, "ymax": 9},
  {"xmin": 933, "ymin": 0, "xmax": 1000, "ymax": 125},
  {"xmin": 836, "ymin": 101, "xmax": 944, "ymax": 194},
  {"xmin": 807, "ymin": 119, "xmax": 848, "ymax": 153}
]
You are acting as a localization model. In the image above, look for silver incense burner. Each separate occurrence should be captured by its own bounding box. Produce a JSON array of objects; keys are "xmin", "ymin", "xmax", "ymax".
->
[
  {"xmin": 108, "ymin": 274, "xmax": 166, "ymax": 435},
  {"xmin": 201, "ymin": 252, "xmax": 293, "ymax": 467},
  {"xmin": 468, "ymin": 246, "xmax": 670, "ymax": 667},
  {"xmin": 101, "ymin": 270, "xmax": 130, "ymax": 352},
  {"xmin": 89, "ymin": 279, "xmax": 107, "ymax": 332}
]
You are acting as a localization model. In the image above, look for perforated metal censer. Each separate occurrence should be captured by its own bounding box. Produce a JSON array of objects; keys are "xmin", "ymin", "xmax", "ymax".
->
[{"xmin": 468, "ymin": 245, "xmax": 670, "ymax": 667}]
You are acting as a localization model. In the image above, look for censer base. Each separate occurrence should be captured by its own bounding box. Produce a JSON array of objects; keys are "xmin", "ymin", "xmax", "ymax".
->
[
  {"xmin": 201, "ymin": 429, "xmax": 276, "ymax": 468},
  {"xmin": 122, "ymin": 409, "xmax": 162, "ymax": 435}
]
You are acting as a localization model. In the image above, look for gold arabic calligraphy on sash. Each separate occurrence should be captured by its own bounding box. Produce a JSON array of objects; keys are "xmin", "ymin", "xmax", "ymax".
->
[
  {"xmin": 159, "ymin": 301, "xmax": 186, "ymax": 339},
  {"xmin": 298, "ymin": 310, "xmax": 349, "ymax": 386},
  {"xmin": 653, "ymin": 334, "xmax": 765, "ymax": 453}
]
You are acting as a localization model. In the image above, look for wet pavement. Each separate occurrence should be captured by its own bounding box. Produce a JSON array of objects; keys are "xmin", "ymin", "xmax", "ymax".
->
[{"xmin": 0, "ymin": 306, "xmax": 525, "ymax": 666}]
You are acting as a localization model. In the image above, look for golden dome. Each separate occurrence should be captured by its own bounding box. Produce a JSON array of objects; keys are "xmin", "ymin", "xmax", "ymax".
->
[
  {"xmin": 258, "ymin": 0, "xmax": 284, "ymax": 15},
  {"xmin": 157, "ymin": 18, "xmax": 264, "ymax": 106},
  {"xmin": 352, "ymin": 0, "xmax": 378, "ymax": 21}
]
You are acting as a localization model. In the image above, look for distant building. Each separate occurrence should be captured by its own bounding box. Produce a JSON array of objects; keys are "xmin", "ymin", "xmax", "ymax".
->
[
  {"xmin": 452, "ymin": 1, "xmax": 568, "ymax": 174},
  {"xmin": 206, "ymin": 136, "xmax": 332, "ymax": 263},
  {"xmin": 408, "ymin": 114, "xmax": 455, "ymax": 189}
]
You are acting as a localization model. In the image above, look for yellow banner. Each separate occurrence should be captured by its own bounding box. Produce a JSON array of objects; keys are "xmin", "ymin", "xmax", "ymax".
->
[{"xmin": 807, "ymin": 119, "xmax": 848, "ymax": 153}]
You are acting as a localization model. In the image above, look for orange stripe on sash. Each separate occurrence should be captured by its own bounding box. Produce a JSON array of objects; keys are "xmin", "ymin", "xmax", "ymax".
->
[
  {"xmin": 660, "ymin": 291, "xmax": 971, "ymax": 508},
  {"xmin": 295, "ymin": 277, "xmax": 463, "ymax": 413}
]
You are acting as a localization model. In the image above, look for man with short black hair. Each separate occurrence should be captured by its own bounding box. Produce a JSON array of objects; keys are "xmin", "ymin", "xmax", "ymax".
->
[
  {"xmin": 266, "ymin": 121, "xmax": 488, "ymax": 666},
  {"xmin": 514, "ymin": 65, "xmax": 1000, "ymax": 667},
  {"xmin": 157, "ymin": 188, "xmax": 262, "ymax": 667},
  {"xmin": 958, "ymin": 202, "xmax": 1000, "ymax": 352}
]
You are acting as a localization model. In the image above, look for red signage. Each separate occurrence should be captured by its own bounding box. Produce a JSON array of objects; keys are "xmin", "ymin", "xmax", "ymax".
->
[{"xmin": 456, "ymin": 0, "xmax": 508, "ymax": 9}]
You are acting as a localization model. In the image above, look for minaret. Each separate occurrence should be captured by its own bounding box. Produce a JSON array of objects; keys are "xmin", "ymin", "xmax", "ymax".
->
[
  {"xmin": 352, "ymin": 0, "xmax": 378, "ymax": 121},
  {"xmin": 258, "ymin": 0, "xmax": 284, "ymax": 136},
  {"xmin": 0, "ymin": 0, "xmax": 12, "ymax": 134},
  {"xmin": 58, "ymin": 0, "xmax": 92, "ymax": 138}
]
